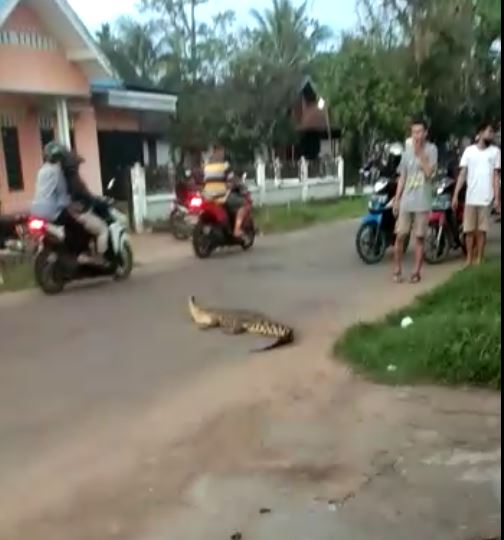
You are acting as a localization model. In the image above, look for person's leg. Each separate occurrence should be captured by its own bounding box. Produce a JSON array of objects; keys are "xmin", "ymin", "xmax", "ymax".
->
[
  {"xmin": 393, "ymin": 211, "xmax": 411, "ymax": 280},
  {"xmin": 411, "ymin": 212, "xmax": 427, "ymax": 280},
  {"xmin": 76, "ymin": 211, "xmax": 109, "ymax": 255},
  {"xmin": 234, "ymin": 206, "xmax": 247, "ymax": 238},
  {"xmin": 475, "ymin": 206, "xmax": 490, "ymax": 265},
  {"xmin": 463, "ymin": 206, "xmax": 476, "ymax": 266}
]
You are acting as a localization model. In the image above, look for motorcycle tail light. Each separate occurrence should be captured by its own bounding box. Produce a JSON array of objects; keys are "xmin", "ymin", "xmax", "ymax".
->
[
  {"xmin": 189, "ymin": 196, "xmax": 203, "ymax": 209},
  {"xmin": 28, "ymin": 218, "xmax": 45, "ymax": 233}
]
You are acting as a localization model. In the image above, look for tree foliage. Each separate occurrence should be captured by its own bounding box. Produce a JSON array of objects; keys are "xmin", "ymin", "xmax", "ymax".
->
[{"xmin": 97, "ymin": 0, "xmax": 501, "ymax": 167}]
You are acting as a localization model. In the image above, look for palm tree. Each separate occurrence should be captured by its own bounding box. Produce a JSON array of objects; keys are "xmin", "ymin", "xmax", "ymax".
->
[{"xmin": 250, "ymin": 0, "xmax": 331, "ymax": 68}]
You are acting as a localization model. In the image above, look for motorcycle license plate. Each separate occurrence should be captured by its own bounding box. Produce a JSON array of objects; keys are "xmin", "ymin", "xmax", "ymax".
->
[{"xmin": 187, "ymin": 215, "xmax": 199, "ymax": 224}]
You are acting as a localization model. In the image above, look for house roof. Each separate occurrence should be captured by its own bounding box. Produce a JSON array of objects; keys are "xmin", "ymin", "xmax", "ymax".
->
[{"xmin": 0, "ymin": 0, "xmax": 114, "ymax": 80}]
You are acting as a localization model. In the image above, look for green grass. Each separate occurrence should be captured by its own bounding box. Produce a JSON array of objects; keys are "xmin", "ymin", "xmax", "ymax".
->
[
  {"xmin": 335, "ymin": 260, "xmax": 501, "ymax": 390},
  {"xmin": 0, "ymin": 261, "xmax": 34, "ymax": 293},
  {"xmin": 254, "ymin": 197, "xmax": 367, "ymax": 234}
]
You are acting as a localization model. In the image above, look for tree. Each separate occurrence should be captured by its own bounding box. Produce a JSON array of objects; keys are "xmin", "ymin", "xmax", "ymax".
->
[
  {"xmin": 314, "ymin": 35, "xmax": 424, "ymax": 167},
  {"xmin": 250, "ymin": 0, "xmax": 331, "ymax": 69}
]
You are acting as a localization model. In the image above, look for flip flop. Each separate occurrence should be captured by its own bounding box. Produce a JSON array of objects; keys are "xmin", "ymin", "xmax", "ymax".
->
[
  {"xmin": 393, "ymin": 272, "xmax": 403, "ymax": 283},
  {"xmin": 410, "ymin": 273, "xmax": 421, "ymax": 284}
]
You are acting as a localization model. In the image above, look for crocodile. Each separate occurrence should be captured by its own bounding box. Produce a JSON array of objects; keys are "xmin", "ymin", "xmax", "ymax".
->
[{"xmin": 188, "ymin": 296, "xmax": 294, "ymax": 352}]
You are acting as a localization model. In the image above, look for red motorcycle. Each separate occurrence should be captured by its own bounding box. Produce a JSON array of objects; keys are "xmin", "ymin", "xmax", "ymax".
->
[
  {"xmin": 191, "ymin": 175, "xmax": 256, "ymax": 259},
  {"xmin": 169, "ymin": 176, "xmax": 201, "ymax": 240},
  {"xmin": 424, "ymin": 177, "xmax": 466, "ymax": 264}
]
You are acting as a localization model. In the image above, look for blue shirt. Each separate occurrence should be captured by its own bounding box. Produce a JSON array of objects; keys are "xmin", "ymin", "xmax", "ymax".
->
[{"xmin": 31, "ymin": 162, "xmax": 70, "ymax": 221}]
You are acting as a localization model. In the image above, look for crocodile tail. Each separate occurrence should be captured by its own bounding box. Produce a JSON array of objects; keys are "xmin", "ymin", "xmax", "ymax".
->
[
  {"xmin": 188, "ymin": 296, "xmax": 205, "ymax": 322},
  {"xmin": 251, "ymin": 329, "xmax": 294, "ymax": 353}
]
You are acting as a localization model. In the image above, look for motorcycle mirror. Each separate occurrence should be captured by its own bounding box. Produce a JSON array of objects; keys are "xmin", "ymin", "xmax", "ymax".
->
[
  {"xmin": 107, "ymin": 178, "xmax": 116, "ymax": 191},
  {"xmin": 389, "ymin": 142, "xmax": 404, "ymax": 156}
]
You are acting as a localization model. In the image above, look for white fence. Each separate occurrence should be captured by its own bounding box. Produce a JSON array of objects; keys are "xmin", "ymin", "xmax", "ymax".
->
[{"xmin": 130, "ymin": 156, "xmax": 346, "ymax": 232}]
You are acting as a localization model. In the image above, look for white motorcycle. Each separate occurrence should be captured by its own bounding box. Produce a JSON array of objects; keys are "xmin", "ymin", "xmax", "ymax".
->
[{"xmin": 28, "ymin": 180, "xmax": 133, "ymax": 295}]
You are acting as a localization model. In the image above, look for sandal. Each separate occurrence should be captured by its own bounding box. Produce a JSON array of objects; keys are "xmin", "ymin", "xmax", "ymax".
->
[
  {"xmin": 393, "ymin": 272, "xmax": 404, "ymax": 283},
  {"xmin": 410, "ymin": 273, "xmax": 421, "ymax": 284}
]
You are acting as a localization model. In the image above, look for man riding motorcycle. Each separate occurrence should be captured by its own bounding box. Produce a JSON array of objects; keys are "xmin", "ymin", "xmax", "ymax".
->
[
  {"xmin": 32, "ymin": 142, "xmax": 108, "ymax": 262},
  {"xmin": 203, "ymin": 144, "xmax": 248, "ymax": 239}
]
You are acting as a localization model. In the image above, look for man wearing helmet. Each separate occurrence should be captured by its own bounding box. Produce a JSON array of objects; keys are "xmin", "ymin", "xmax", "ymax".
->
[{"xmin": 31, "ymin": 142, "xmax": 108, "ymax": 262}]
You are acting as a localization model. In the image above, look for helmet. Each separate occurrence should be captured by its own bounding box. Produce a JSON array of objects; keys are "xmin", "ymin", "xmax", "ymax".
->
[{"xmin": 43, "ymin": 141, "xmax": 68, "ymax": 162}]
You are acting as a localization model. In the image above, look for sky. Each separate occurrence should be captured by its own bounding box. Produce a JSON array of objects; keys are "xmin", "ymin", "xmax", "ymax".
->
[{"xmin": 69, "ymin": 0, "xmax": 360, "ymax": 37}]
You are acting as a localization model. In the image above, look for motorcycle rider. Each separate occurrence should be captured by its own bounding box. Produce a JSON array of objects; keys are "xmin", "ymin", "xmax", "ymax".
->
[
  {"xmin": 31, "ymin": 142, "xmax": 71, "ymax": 227},
  {"xmin": 32, "ymin": 142, "xmax": 108, "ymax": 262},
  {"xmin": 203, "ymin": 144, "xmax": 247, "ymax": 239},
  {"xmin": 60, "ymin": 148, "xmax": 109, "ymax": 261}
]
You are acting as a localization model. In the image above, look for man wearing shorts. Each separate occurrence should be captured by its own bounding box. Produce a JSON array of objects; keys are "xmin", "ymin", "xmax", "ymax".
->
[
  {"xmin": 393, "ymin": 117, "xmax": 438, "ymax": 283},
  {"xmin": 453, "ymin": 121, "xmax": 501, "ymax": 266}
]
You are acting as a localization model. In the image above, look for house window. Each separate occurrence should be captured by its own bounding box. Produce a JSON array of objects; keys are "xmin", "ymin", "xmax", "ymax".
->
[{"xmin": 1, "ymin": 127, "xmax": 24, "ymax": 191}]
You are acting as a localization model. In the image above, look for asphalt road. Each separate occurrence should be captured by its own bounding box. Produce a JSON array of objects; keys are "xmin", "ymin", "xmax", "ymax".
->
[{"xmin": 0, "ymin": 220, "xmax": 500, "ymax": 539}]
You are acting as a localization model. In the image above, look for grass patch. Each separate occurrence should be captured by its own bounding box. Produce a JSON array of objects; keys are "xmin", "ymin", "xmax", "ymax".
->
[
  {"xmin": 0, "ymin": 260, "xmax": 34, "ymax": 293},
  {"xmin": 254, "ymin": 197, "xmax": 367, "ymax": 234},
  {"xmin": 335, "ymin": 260, "xmax": 501, "ymax": 389}
]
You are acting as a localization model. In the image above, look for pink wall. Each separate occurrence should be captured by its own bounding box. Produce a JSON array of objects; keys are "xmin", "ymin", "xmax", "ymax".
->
[
  {"xmin": 0, "ymin": 96, "xmax": 104, "ymax": 213},
  {"xmin": 0, "ymin": 5, "xmax": 90, "ymax": 96},
  {"xmin": 73, "ymin": 107, "xmax": 102, "ymax": 194}
]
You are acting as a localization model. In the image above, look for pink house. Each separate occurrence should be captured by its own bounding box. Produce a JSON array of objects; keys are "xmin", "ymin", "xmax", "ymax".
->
[{"xmin": 0, "ymin": 0, "xmax": 177, "ymax": 215}]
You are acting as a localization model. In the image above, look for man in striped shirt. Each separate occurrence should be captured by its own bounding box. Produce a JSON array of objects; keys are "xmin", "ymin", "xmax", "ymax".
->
[{"xmin": 203, "ymin": 144, "xmax": 246, "ymax": 239}]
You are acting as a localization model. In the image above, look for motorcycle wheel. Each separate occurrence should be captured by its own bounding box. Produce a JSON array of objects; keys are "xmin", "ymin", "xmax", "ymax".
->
[
  {"xmin": 241, "ymin": 221, "xmax": 256, "ymax": 251},
  {"xmin": 34, "ymin": 248, "xmax": 65, "ymax": 295},
  {"xmin": 356, "ymin": 222, "xmax": 387, "ymax": 264},
  {"xmin": 170, "ymin": 211, "xmax": 192, "ymax": 241},
  {"xmin": 114, "ymin": 239, "xmax": 134, "ymax": 280},
  {"xmin": 424, "ymin": 223, "xmax": 450, "ymax": 264},
  {"xmin": 192, "ymin": 222, "xmax": 214, "ymax": 259}
]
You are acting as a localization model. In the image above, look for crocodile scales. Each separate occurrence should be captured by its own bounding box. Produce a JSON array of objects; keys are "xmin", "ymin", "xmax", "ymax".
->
[{"xmin": 188, "ymin": 296, "xmax": 294, "ymax": 352}]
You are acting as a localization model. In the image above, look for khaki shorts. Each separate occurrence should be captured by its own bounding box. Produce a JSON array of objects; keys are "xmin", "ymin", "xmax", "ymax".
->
[
  {"xmin": 396, "ymin": 211, "xmax": 428, "ymax": 238},
  {"xmin": 463, "ymin": 205, "xmax": 490, "ymax": 233}
]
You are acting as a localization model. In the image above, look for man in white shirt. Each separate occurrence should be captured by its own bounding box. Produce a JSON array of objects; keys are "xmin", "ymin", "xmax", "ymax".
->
[{"xmin": 453, "ymin": 122, "xmax": 501, "ymax": 266}]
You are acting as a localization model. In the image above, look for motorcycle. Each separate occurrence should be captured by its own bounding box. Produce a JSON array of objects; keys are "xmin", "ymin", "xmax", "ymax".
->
[
  {"xmin": 28, "ymin": 180, "xmax": 133, "ymax": 295},
  {"xmin": 169, "ymin": 172, "xmax": 202, "ymax": 241},
  {"xmin": 356, "ymin": 143, "xmax": 408, "ymax": 264},
  {"xmin": 191, "ymin": 174, "xmax": 256, "ymax": 259},
  {"xmin": 424, "ymin": 176, "xmax": 466, "ymax": 264}
]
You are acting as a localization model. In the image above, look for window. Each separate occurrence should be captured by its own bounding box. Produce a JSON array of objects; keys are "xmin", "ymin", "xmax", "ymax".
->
[{"xmin": 1, "ymin": 127, "xmax": 24, "ymax": 191}]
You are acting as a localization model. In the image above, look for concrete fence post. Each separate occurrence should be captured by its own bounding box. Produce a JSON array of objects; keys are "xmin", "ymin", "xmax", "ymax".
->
[
  {"xmin": 256, "ymin": 157, "xmax": 267, "ymax": 207},
  {"xmin": 131, "ymin": 163, "xmax": 147, "ymax": 233},
  {"xmin": 300, "ymin": 156, "xmax": 309, "ymax": 202},
  {"xmin": 337, "ymin": 156, "xmax": 345, "ymax": 197}
]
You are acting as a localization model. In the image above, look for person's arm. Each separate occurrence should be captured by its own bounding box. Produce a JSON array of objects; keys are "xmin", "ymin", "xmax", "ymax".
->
[
  {"xmin": 418, "ymin": 144, "xmax": 437, "ymax": 179},
  {"xmin": 493, "ymin": 148, "xmax": 501, "ymax": 211},
  {"xmin": 393, "ymin": 154, "xmax": 407, "ymax": 215},
  {"xmin": 452, "ymin": 168, "xmax": 467, "ymax": 209}
]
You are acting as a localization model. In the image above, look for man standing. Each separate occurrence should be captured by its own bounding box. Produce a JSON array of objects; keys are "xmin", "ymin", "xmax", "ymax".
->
[
  {"xmin": 393, "ymin": 117, "xmax": 438, "ymax": 283},
  {"xmin": 452, "ymin": 122, "xmax": 501, "ymax": 266}
]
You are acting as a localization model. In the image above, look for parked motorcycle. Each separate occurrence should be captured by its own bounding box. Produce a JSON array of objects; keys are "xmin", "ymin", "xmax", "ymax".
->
[
  {"xmin": 191, "ymin": 174, "xmax": 256, "ymax": 259},
  {"xmin": 28, "ymin": 181, "xmax": 133, "ymax": 295},
  {"xmin": 424, "ymin": 177, "xmax": 466, "ymax": 264},
  {"xmin": 356, "ymin": 143, "xmax": 408, "ymax": 264}
]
